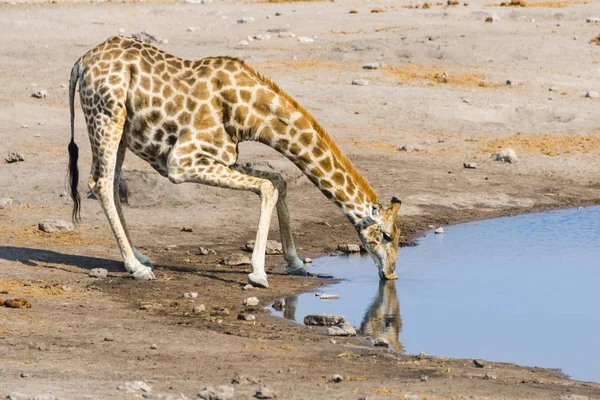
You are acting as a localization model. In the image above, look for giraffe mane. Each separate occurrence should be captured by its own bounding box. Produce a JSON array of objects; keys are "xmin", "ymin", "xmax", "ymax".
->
[{"xmin": 235, "ymin": 58, "xmax": 379, "ymax": 204}]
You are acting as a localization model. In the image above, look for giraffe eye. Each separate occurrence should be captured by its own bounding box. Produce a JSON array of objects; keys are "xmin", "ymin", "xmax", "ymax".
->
[{"xmin": 382, "ymin": 231, "xmax": 392, "ymax": 242}]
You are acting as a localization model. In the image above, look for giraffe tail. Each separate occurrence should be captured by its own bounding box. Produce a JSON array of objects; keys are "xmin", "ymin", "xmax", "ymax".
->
[{"xmin": 68, "ymin": 61, "xmax": 81, "ymax": 223}]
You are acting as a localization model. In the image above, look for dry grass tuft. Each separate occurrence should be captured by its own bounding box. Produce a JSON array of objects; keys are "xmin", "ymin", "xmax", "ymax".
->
[
  {"xmin": 495, "ymin": 0, "xmax": 587, "ymax": 6},
  {"xmin": 591, "ymin": 35, "xmax": 600, "ymax": 45},
  {"xmin": 383, "ymin": 64, "xmax": 499, "ymax": 88},
  {"xmin": 480, "ymin": 134, "xmax": 600, "ymax": 156}
]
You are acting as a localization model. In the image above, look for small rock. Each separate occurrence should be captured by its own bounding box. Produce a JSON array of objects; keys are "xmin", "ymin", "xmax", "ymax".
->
[
  {"xmin": 244, "ymin": 296, "xmax": 260, "ymax": 306},
  {"xmin": 351, "ymin": 79, "xmax": 369, "ymax": 86},
  {"xmin": 210, "ymin": 307, "xmax": 230, "ymax": 317},
  {"xmin": 193, "ymin": 304, "xmax": 206, "ymax": 313},
  {"xmin": 0, "ymin": 197, "xmax": 13, "ymax": 209},
  {"xmin": 318, "ymin": 293, "xmax": 340, "ymax": 300},
  {"xmin": 254, "ymin": 386, "xmax": 275, "ymax": 399},
  {"xmin": 297, "ymin": 36, "xmax": 314, "ymax": 43},
  {"xmin": 326, "ymin": 322, "xmax": 356, "ymax": 336},
  {"xmin": 237, "ymin": 17, "xmax": 255, "ymax": 24},
  {"xmin": 243, "ymin": 284, "xmax": 253, "ymax": 290},
  {"xmin": 185, "ymin": 0, "xmax": 212, "ymax": 3},
  {"xmin": 244, "ymin": 240, "xmax": 282, "ymax": 255},
  {"xmin": 33, "ymin": 395, "xmax": 55, "ymax": 400},
  {"xmin": 303, "ymin": 258, "xmax": 312, "ymax": 264},
  {"xmin": 420, "ymin": 375, "xmax": 428, "ymax": 382},
  {"xmin": 118, "ymin": 381, "xmax": 152, "ymax": 393},
  {"xmin": 187, "ymin": 27, "xmax": 200, "ymax": 32},
  {"xmin": 7, "ymin": 393, "xmax": 29, "ymax": 400},
  {"xmin": 5, "ymin": 152, "xmax": 25, "ymax": 163},
  {"xmin": 183, "ymin": 292, "xmax": 198, "ymax": 299},
  {"xmin": 463, "ymin": 161, "xmax": 477, "ymax": 169},
  {"xmin": 221, "ymin": 253, "xmax": 251, "ymax": 266},
  {"xmin": 38, "ymin": 218, "xmax": 74, "ymax": 233},
  {"xmin": 181, "ymin": 227, "xmax": 193, "ymax": 232},
  {"xmin": 119, "ymin": 28, "xmax": 126, "ymax": 33},
  {"xmin": 253, "ymin": 34, "xmax": 271, "ymax": 41},
  {"xmin": 473, "ymin": 359, "xmax": 485, "ymax": 368},
  {"xmin": 586, "ymin": 17, "xmax": 600, "ymax": 23},
  {"xmin": 483, "ymin": 373, "xmax": 497, "ymax": 380},
  {"xmin": 505, "ymin": 79, "xmax": 515, "ymax": 85},
  {"xmin": 585, "ymin": 90, "xmax": 599, "ymax": 98},
  {"xmin": 492, "ymin": 147, "xmax": 518, "ymax": 163},
  {"xmin": 21, "ymin": 124, "xmax": 29, "ymax": 129},
  {"xmin": 362, "ymin": 62, "xmax": 380, "ymax": 69},
  {"xmin": 19, "ymin": 372, "xmax": 30, "ymax": 378},
  {"xmin": 397, "ymin": 143, "xmax": 424, "ymax": 152},
  {"xmin": 88, "ymin": 268, "xmax": 108, "ymax": 278},
  {"xmin": 272, "ymin": 298, "xmax": 285, "ymax": 311},
  {"xmin": 434, "ymin": 227, "xmax": 444, "ymax": 234},
  {"xmin": 237, "ymin": 40, "xmax": 250, "ymax": 46},
  {"xmin": 104, "ymin": 336, "xmax": 114, "ymax": 342},
  {"xmin": 198, "ymin": 386, "xmax": 234, "ymax": 400},
  {"xmin": 303, "ymin": 314, "xmax": 346, "ymax": 326},
  {"xmin": 338, "ymin": 243, "xmax": 361, "ymax": 253},
  {"xmin": 404, "ymin": 395, "xmax": 422, "ymax": 400},
  {"xmin": 140, "ymin": 304, "xmax": 152, "ymax": 310},
  {"xmin": 132, "ymin": 31, "xmax": 160, "ymax": 44},
  {"xmin": 373, "ymin": 337, "xmax": 390, "ymax": 347},
  {"xmin": 549, "ymin": 86, "xmax": 558, "ymax": 91},
  {"xmin": 31, "ymin": 90, "xmax": 48, "ymax": 99},
  {"xmin": 231, "ymin": 374, "xmax": 259, "ymax": 385},
  {"xmin": 61, "ymin": 285, "xmax": 72, "ymax": 291},
  {"xmin": 150, "ymin": 343, "xmax": 157, "ymax": 349},
  {"xmin": 278, "ymin": 32, "xmax": 296, "ymax": 38},
  {"xmin": 329, "ymin": 374, "xmax": 343, "ymax": 383},
  {"xmin": 238, "ymin": 312, "xmax": 256, "ymax": 321},
  {"xmin": 197, "ymin": 247, "xmax": 216, "ymax": 255}
]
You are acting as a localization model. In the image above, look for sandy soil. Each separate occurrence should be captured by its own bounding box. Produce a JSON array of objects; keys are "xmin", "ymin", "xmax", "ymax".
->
[{"xmin": 1, "ymin": 0, "xmax": 600, "ymax": 398}]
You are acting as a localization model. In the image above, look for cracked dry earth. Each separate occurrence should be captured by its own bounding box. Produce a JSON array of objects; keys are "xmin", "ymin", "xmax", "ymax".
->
[{"xmin": 1, "ymin": 0, "xmax": 600, "ymax": 398}]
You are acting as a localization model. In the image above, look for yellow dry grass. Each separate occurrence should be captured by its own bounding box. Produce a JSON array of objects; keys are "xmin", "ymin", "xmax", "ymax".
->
[
  {"xmin": 338, "ymin": 139, "xmax": 398, "ymax": 153},
  {"xmin": 255, "ymin": 59, "xmax": 359, "ymax": 71},
  {"xmin": 491, "ymin": 0, "xmax": 588, "ymax": 6},
  {"xmin": 480, "ymin": 134, "xmax": 600, "ymax": 156},
  {"xmin": 383, "ymin": 64, "xmax": 500, "ymax": 89},
  {"xmin": 0, "ymin": 279, "xmax": 80, "ymax": 297},
  {"xmin": 0, "ymin": 226, "xmax": 112, "ymax": 247},
  {"xmin": 253, "ymin": 0, "xmax": 327, "ymax": 3}
]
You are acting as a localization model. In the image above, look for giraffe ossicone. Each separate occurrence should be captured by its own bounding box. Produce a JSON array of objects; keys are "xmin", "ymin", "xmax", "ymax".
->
[{"xmin": 67, "ymin": 36, "xmax": 402, "ymax": 287}]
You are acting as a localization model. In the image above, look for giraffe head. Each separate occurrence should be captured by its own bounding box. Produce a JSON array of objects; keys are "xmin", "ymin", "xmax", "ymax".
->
[{"xmin": 356, "ymin": 196, "xmax": 402, "ymax": 280}]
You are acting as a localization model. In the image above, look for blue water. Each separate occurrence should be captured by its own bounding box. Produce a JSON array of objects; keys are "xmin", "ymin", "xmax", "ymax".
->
[{"xmin": 274, "ymin": 206, "xmax": 600, "ymax": 383}]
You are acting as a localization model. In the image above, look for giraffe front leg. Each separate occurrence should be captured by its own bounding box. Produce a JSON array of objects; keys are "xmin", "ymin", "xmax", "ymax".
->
[
  {"xmin": 169, "ymin": 157, "xmax": 278, "ymax": 288},
  {"xmin": 231, "ymin": 165, "xmax": 307, "ymax": 276}
]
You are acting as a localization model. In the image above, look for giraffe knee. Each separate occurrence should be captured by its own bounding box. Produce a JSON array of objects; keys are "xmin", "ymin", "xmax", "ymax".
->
[{"xmin": 259, "ymin": 180, "xmax": 278, "ymax": 202}]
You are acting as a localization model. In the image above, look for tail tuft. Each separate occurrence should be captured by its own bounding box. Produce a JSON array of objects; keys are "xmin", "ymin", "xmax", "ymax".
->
[{"xmin": 68, "ymin": 140, "xmax": 81, "ymax": 223}]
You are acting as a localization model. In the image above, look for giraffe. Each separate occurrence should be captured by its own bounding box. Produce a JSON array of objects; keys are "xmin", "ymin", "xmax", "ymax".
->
[
  {"xmin": 68, "ymin": 36, "xmax": 402, "ymax": 288},
  {"xmin": 360, "ymin": 280, "xmax": 403, "ymax": 351}
]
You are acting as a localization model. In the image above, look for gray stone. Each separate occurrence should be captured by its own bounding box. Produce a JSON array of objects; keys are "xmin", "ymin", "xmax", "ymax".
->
[
  {"xmin": 297, "ymin": 36, "xmax": 314, "ymax": 43},
  {"xmin": 237, "ymin": 17, "xmax": 255, "ymax": 24},
  {"xmin": 585, "ymin": 90, "xmax": 599, "ymax": 98},
  {"xmin": 373, "ymin": 337, "xmax": 390, "ymax": 347},
  {"xmin": 278, "ymin": 32, "xmax": 296, "ymax": 38},
  {"xmin": 434, "ymin": 227, "xmax": 444, "ymax": 234},
  {"xmin": 187, "ymin": 27, "xmax": 200, "ymax": 32},
  {"xmin": 221, "ymin": 253, "xmax": 250, "ymax": 266},
  {"xmin": 362, "ymin": 62, "xmax": 380, "ymax": 69},
  {"xmin": 193, "ymin": 304, "xmax": 206, "ymax": 313},
  {"xmin": 0, "ymin": 197, "xmax": 12, "ymax": 209},
  {"xmin": 303, "ymin": 314, "xmax": 346, "ymax": 326},
  {"xmin": 183, "ymin": 292, "xmax": 198, "ymax": 299},
  {"xmin": 351, "ymin": 79, "xmax": 369, "ymax": 86},
  {"xmin": 586, "ymin": 17, "xmax": 600, "ymax": 23},
  {"xmin": 231, "ymin": 374, "xmax": 259, "ymax": 384},
  {"xmin": 118, "ymin": 381, "xmax": 152, "ymax": 393},
  {"xmin": 89, "ymin": 268, "xmax": 108, "ymax": 278},
  {"xmin": 243, "ymin": 284, "xmax": 253, "ymax": 290},
  {"xmin": 198, "ymin": 386, "xmax": 234, "ymax": 400},
  {"xmin": 420, "ymin": 374, "xmax": 428, "ymax": 382},
  {"xmin": 272, "ymin": 298, "xmax": 285, "ymax": 311},
  {"xmin": 463, "ymin": 161, "xmax": 477, "ymax": 169},
  {"xmin": 185, "ymin": 0, "xmax": 212, "ymax": 3},
  {"xmin": 5, "ymin": 152, "xmax": 25, "ymax": 163},
  {"xmin": 329, "ymin": 374, "xmax": 344, "ymax": 383},
  {"xmin": 238, "ymin": 312, "xmax": 256, "ymax": 321},
  {"xmin": 38, "ymin": 219, "xmax": 74, "ymax": 233},
  {"xmin": 7, "ymin": 393, "xmax": 29, "ymax": 400},
  {"xmin": 492, "ymin": 147, "xmax": 518, "ymax": 163},
  {"xmin": 132, "ymin": 31, "xmax": 159, "ymax": 44},
  {"xmin": 244, "ymin": 240, "xmax": 282, "ymax": 255},
  {"xmin": 255, "ymin": 386, "xmax": 276, "ymax": 399},
  {"xmin": 197, "ymin": 247, "xmax": 216, "ymax": 256},
  {"xmin": 253, "ymin": 34, "xmax": 271, "ymax": 41},
  {"xmin": 338, "ymin": 243, "xmax": 360, "ymax": 253},
  {"xmin": 31, "ymin": 90, "xmax": 47, "ymax": 99},
  {"xmin": 244, "ymin": 296, "xmax": 259, "ymax": 306},
  {"xmin": 33, "ymin": 395, "xmax": 56, "ymax": 400},
  {"xmin": 303, "ymin": 258, "xmax": 312, "ymax": 264},
  {"xmin": 397, "ymin": 143, "xmax": 424, "ymax": 152},
  {"xmin": 237, "ymin": 40, "xmax": 250, "ymax": 46},
  {"xmin": 327, "ymin": 322, "xmax": 356, "ymax": 336},
  {"xmin": 150, "ymin": 343, "xmax": 157, "ymax": 349}
]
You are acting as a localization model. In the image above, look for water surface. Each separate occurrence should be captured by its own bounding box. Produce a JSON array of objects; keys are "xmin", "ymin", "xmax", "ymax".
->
[{"xmin": 274, "ymin": 207, "xmax": 600, "ymax": 383}]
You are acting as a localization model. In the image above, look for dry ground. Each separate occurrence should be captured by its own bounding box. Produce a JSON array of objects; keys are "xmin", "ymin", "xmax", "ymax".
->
[{"xmin": 1, "ymin": 0, "xmax": 600, "ymax": 398}]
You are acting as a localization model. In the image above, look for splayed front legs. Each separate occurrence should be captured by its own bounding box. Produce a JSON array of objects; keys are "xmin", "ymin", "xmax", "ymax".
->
[
  {"xmin": 232, "ymin": 164, "xmax": 307, "ymax": 276},
  {"xmin": 169, "ymin": 157, "xmax": 278, "ymax": 288}
]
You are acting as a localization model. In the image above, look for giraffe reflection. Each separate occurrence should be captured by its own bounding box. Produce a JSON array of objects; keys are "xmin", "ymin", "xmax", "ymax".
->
[{"xmin": 281, "ymin": 280, "xmax": 402, "ymax": 351}]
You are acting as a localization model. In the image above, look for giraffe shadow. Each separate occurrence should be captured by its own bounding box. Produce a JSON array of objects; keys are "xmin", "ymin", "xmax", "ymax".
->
[{"xmin": 0, "ymin": 246, "xmax": 124, "ymax": 272}]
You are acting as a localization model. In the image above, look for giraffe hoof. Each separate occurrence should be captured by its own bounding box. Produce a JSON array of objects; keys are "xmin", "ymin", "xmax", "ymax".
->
[
  {"xmin": 133, "ymin": 267, "xmax": 156, "ymax": 280},
  {"xmin": 248, "ymin": 272, "xmax": 269, "ymax": 288},
  {"xmin": 286, "ymin": 266, "xmax": 309, "ymax": 276}
]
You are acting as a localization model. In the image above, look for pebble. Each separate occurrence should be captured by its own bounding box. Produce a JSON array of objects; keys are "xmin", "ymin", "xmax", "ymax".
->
[
  {"xmin": 492, "ymin": 147, "xmax": 518, "ymax": 163},
  {"xmin": 434, "ymin": 227, "xmax": 444, "ymax": 234},
  {"xmin": 193, "ymin": 304, "xmax": 206, "ymax": 313},
  {"xmin": 549, "ymin": 86, "xmax": 558, "ymax": 91},
  {"xmin": 238, "ymin": 312, "xmax": 256, "ymax": 321},
  {"xmin": 473, "ymin": 359, "xmax": 485, "ymax": 368},
  {"xmin": 231, "ymin": 374, "xmax": 259, "ymax": 385},
  {"xmin": 337, "ymin": 243, "xmax": 361, "ymax": 253},
  {"xmin": 237, "ymin": 17, "xmax": 255, "ymax": 24},
  {"xmin": 404, "ymin": 395, "xmax": 422, "ymax": 400},
  {"xmin": 272, "ymin": 298, "xmax": 285, "ymax": 311},
  {"xmin": 362, "ymin": 62, "xmax": 380, "ymax": 69},
  {"xmin": 118, "ymin": 381, "xmax": 152, "ymax": 393},
  {"xmin": 278, "ymin": 32, "xmax": 296, "ymax": 38},
  {"xmin": 244, "ymin": 296, "xmax": 260, "ymax": 306},
  {"xmin": 104, "ymin": 336, "xmax": 114, "ymax": 342},
  {"xmin": 463, "ymin": 161, "xmax": 477, "ymax": 169},
  {"xmin": 483, "ymin": 373, "xmax": 497, "ymax": 380},
  {"xmin": 303, "ymin": 258, "xmax": 312, "ymax": 264},
  {"xmin": 297, "ymin": 36, "xmax": 314, "ymax": 43},
  {"xmin": 586, "ymin": 17, "xmax": 600, "ymax": 23},
  {"xmin": 20, "ymin": 372, "xmax": 30, "ymax": 378},
  {"xmin": 89, "ymin": 268, "xmax": 108, "ymax": 278},
  {"xmin": 303, "ymin": 314, "xmax": 346, "ymax": 326},
  {"xmin": 31, "ymin": 90, "xmax": 48, "ymax": 99},
  {"xmin": 197, "ymin": 247, "xmax": 216, "ymax": 256},
  {"xmin": 5, "ymin": 152, "xmax": 25, "ymax": 163},
  {"xmin": 329, "ymin": 374, "xmax": 344, "ymax": 383},
  {"xmin": 119, "ymin": 28, "xmax": 126, "ymax": 33},
  {"xmin": 237, "ymin": 40, "xmax": 250, "ymax": 46},
  {"xmin": 585, "ymin": 90, "xmax": 599, "ymax": 98},
  {"xmin": 187, "ymin": 27, "xmax": 200, "ymax": 32},
  {"xmin": 150, "ymin": 343, "xmax": 158, "ymax": 349},
  {"xmin": 0, "ymin": 197, "xmax": 12, "ymax": 209},
  {"xmin": 183, "ymin": 292, "xmax": 198, "ymax": 299},
  {"xmin": 132, "ymin": 31, "xmax": 159, "ymax": 44},
  {"xmin": 326, "ymin": 322, "xmax": 356, "ymax": 336},
  {"xmin": 420, "ymin": 374, "xmax": 428, "ymax": 382},
  {"xmin": 244, "ymin": 240, "xmax": 282, "ymax": 255},
  {"xmin": 243, "ymin": 284, "xmax": 253, "ymax": 290},
  {"xmin": 253, "ymin": 34, "xmax": 271, "ymax": 41},
  {"xmin": 198, "ymin": 385, "xmax": 234, "ymax": 400},
  {"xmin": 21, "ymin": 124, "xmax": 29, "ymax": 129},
  {"xmin": 185, "ymin": 0, "xmax": 212, "ymax": 3},
  {"xmin": 373, "ymin": 337, "xmax": 390, "ymax": 347},
  {"xmin": 38, "ymin": 218, "xmax": 74, "ymax": 233},
  {"xmin": 254, "ymin": 386, "xmax": 275, "ymax": 399},
  {"xmin": 351, "ymin": 79, "xmax": 369, "ymax": 86},
  {"xmin": 221, "ymin": 253, "xmax": 250, "ymax": 266},
  {"xmin": 140, "ymin": 304, "xmax": 152, "ymax": 310},
  {"xmin": 397, "ymin": 143, "xmax": 424, "ymax": 152},
  {"xmin": 160, "ymin": 39, "xmax": 169, "ymax": 45}
]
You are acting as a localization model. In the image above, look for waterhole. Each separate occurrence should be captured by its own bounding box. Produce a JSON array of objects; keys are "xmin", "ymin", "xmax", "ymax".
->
[{"xmin": 273, "ymin": 207, "xmax": 600, "ymax": 383}]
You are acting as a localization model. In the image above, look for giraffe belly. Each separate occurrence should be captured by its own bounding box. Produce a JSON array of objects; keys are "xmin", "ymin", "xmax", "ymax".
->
[{"xmin": 123, "ymin": 119, "xmax": 172, "ymax": 177}]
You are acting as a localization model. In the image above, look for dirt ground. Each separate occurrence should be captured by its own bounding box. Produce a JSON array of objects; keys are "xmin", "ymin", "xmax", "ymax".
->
[{"xmin": 1, "ymin": 0, "xmax": 600, "ymax": 398}]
